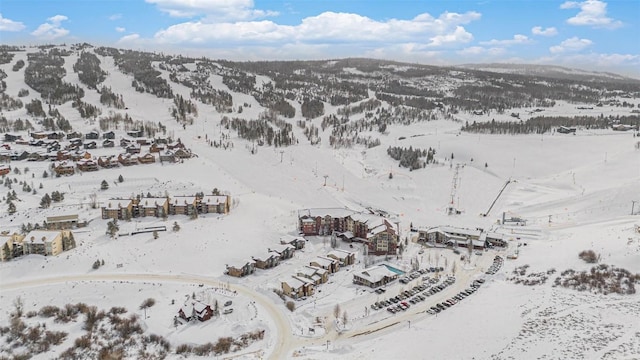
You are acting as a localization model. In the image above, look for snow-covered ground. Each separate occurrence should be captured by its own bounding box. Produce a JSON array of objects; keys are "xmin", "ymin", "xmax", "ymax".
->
[{"xmin": 0, "ymin": 46, "xmax": 639, "ymax": 359}]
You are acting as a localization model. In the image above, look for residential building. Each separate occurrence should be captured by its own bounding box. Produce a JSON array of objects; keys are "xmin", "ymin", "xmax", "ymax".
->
[
  {"xmin": 296, "ymin": 266, "xmax": 329, "ymax": 285},
  {"xmin": 178, "ymin": 300, "xmax": 213, "ymax": 322},
  {"xmin": 46, "ymin": 214, "xmax": 79, "ymax": 230},
  {"xmin": 327, "ymin": 249, "xmax": 356, "ymax": 266},
  {"xmin": 136, "ymin": 197, "xmax": 169, "ymax": 218},
  {"xmin": 252, "ymin": 252, "xmax": 280, "ymax": 269},
  {"xmin": 226, "ymin": 260, "xmax": 255, "ymax": 277},
  {"xmin": 310, "ymin": 256, "xmax": 340, "ymax": 274},
  {"xmin": 198, "ymin": 195, "xmax": 230, "ymax": 214},
  {"xmin": 281, "ymin": 276, "xmax": 315, "ymax": 299},
  {"xmin": 102, "ymin": 199, "xmax": 134, "ymax": 220},
  {"xmin": 170, "ymin": 196, "xmax": 198, "ymax": 216},
  {"xmin": 268, "ymin": 244, "xmax": 295, "ymax": 261}
]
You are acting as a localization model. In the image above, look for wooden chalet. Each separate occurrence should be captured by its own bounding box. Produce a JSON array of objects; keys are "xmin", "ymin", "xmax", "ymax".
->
[
  {"xmin": 77, "ymin": 158, "xmax": 99, "ymax": 172},
  {"xmin": 85, "ymin": 130, "xmax": 100, "ymax": 140},
  {"xmin": 102, "ymin": 131, "xmax": 115, "ymax": 139},
  {"xmin": 281, "ymin": 276, "xmax": 314, "ymax": 299},
  {"xmin": 174, "ymin": 148, "xmax": 192, "ymax": 159},
  {"xmin": 159, "ymin": 151, "xmax": 176, "ymax": 163},
  {"xmin": 4, "ymin": 133, "xmax": 22, "ymax": 142},
  {"xmin": 178, "ymin": 300, "xmax": 214, "ymax": 322},
  {"xmin": 83, "ymin": 141, "xmax": 97, "ymax": 149},
  {"xmin": 252, "ymin": 252, "xmax": 280, "ymax": 269},
  {"xmin": 98, "ymin": 156, "xmax": 119, "ymax": 168},
  {"xmin": 125, "ymin": 143, "xmax": 141, "ymax": 154},
  {"xmin": 0, "ymin": 165, "xmax": 10, "ymax": 176},
  {"xmin": 66, "ymin": 131, "xmax": 82, "ymax": 139},
  {"xmin": 117, "ymin": 153, "xmax": 138, "ymax": 166},
  {"xmin": 268, "ymin": 244, "xmax": 295, "ymax": 261},
  {"xmin": 310, "ymin": 256, "xmax": 340, "ymax": 274},
  {"xmin": 102, "ymin": 139, "xmax": 115, "ymax": 148},
  {"xmin": 149, "ymin": 143, "xmax": 165, "ymax": 153},
  {"xmin": 296, "ymin": 266, "xmax": 329, "ymax": 285},
  {"xmin": 137, "ymin": 153, "xmax": 156, "ymax": 164},
  {"xmin": 54, "ymin": 161, "xmax": 75, "ymax": 176},
  {"xmin": 327, "ymin": 249, "xmax": 356, "ymax": 266},
  {"xmin": 226, "ymin": 260, "xmax": 255, "ymax": 277}
]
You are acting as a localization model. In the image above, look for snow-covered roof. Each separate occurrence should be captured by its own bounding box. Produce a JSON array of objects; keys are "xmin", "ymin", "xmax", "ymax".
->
[
  {"xmin": 355, "ymin": 265, "xmax": 398, "ymax": 283},
  {"xmin": 311, "ymin": 256, "xmax": 335, "ymax": 267},
  {"xmin": 172, "ymin": 196, "xmax": 197, "ymax": 205},
  {"xmin": 105, "ymin": 199, "xmax": 133, "ymax": 209},
  {"xmin": 282, "ymin": 276, "xmax": 308, "ymax": 289},
  {"xmin": 24, "ymin": 230, "xmax": 59, "ymax": 244},
  {"xmin": 201, "ymin": 195, "xmax": 227, "ymax": 205},
  {"xmin": 269, "ymin": 244, "xmax": 294, "ymax": 254},
  {"xmin": 140, "ymin": 198, "xmax": 167, "ymax": 208},
  {"xmin": 253, "ymin": 252, "xmax": 277, "ymax": 262},
  {"xmin": 327, "ymin": 249, "xmax": 355, "ymax": 259},
  {"xmin": 297, "ymin": 208, "xmax": 357, "ymax": 219}
]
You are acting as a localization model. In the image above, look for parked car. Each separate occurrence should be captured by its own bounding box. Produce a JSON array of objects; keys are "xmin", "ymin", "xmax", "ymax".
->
[
  {"xmin": 224, "ymin": 301, "xmax": 233, "ymax": 306},
  {"xmin": 223, "ymin": 308, "xmax": 233, "ymax": 314}
]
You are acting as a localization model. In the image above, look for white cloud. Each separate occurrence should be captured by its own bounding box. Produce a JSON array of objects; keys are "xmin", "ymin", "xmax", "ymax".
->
[
  {"xmin": 560, "ymin": 0, "xmax": 623, "ymax": 29},
  {"xmin": 152, "ymin": 10, "xmax": 480, "ymax": 47},
  {"xmin": 108, "ymin": 13, "xmax": 123, "ymax": 21},
  {"xmin": 31, "ymin": 15, "xmax": 69, "ymax": 40},
  {"xmin": 531, "ymin": 26, "xmax": 558, "ymax": 36},
  {"xmin": 115, "ymin": 27, "xmax": 126, "ymax": 33},
  {"xmin": 0, "ymin": 13, "xmax": 25, "ymax": 32},
  {"xmin": 549, "ymin": 36, "xmax": 593, "ymax": 53},
  {"xmin": 118, "ymin": 33, "xmax": 141, "ymax": 44},
  {"xmin": 480, "ymin": 34, "xmax": 531, "ymax": 46},
  {"xmin": 457, "ymin": 46, "xmax": 506, "ymax": 56},
  {"xmin": 146, "ymin": 0, "xmax": 278, "ymax": 20}
]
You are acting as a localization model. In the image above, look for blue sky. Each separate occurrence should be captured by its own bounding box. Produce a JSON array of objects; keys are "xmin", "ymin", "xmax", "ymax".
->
[{"xmin": 1, "ymin": 0, "xmax": 638, "ymax": 75}]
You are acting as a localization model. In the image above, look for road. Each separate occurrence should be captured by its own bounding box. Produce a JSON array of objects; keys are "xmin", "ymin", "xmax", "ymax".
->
[
  {"xmin": 0, "ymin": 272, "xmax": 293, "ymax": 360},
  {"xmin": 0, "ymin": 252, "xmax": 498, "ymax": 359}
]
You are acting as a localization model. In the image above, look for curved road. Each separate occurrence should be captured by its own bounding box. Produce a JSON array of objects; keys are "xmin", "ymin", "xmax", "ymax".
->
[
  {"xmin": 0, "ymin": 273, "xmax": 293, "ymax": 360},
  {"xmin": 1, "ymin": 254, "xmax": 496, "ymax": 359}
]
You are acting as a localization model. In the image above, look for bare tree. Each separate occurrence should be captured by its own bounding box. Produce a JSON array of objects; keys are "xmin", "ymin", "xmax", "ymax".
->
[
  {"xmin": 342, "ymin": 311, "xmax": 348, "ymax": 326},
  {"xmin": 12, "ymin": 296, "xmax": 23, "ymax": 318},
  {"xmin": 333, "ymin": 304, "xmax": 341, "ymax": 319}
]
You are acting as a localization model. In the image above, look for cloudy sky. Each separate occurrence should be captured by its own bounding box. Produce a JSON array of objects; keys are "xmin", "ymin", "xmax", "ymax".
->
[{"xmin": 1, "ymin": 0, "xmax": 638, "ymax": 76}]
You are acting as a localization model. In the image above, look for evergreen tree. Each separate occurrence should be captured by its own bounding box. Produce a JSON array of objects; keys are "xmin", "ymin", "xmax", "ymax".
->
[
  {"xmin": 118, "ymin": 174, "xmax": 124, "ymax": 183},
  {"xmin": 100, "ymin": 180, "xmax": 109, "ymax": 190},
  {"xmin": 2, "ymin": 243, "xmax": 11, "ymax": 261},
  {"xmin": 8, "ymin": 201, "xmax": 16, "ymax": 214},
  {"xmin": 106, "ymin": 219, "xmax": 119, "ymax": 238}
]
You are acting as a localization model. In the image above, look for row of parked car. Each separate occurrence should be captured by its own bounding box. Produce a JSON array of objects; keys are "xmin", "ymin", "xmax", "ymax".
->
[
  {"xmin": 399, "ymin": 267, "xmax": 445, "ymax": 284},
  {"xmin": 486, "ymin": 255, "xmax": 503, "ymax": 275},
  {"xmin": 426, "ymin": 278, "xmax": 485, "ymax": 315},
  {"xmin": 370, "ymin": 276, "xmax": 457, "ymax": 314}
]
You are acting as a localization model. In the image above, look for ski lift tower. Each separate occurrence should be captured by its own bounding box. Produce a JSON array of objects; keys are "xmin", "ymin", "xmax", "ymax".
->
[{"xmin": 447, "ymin": 164, "xmax": 462, "ymax": 215}]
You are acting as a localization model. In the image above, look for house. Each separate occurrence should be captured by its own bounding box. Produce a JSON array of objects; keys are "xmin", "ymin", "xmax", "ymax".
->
[
  {"xmin": 150, "ymin": 143, "xmax": 165, "ymax": 153},
  {"xmin": 125, "ymin": 143, "xmax": 141, "ymax": 154},
  {"xmin": 0, "ymin": 165, "xmax": 10, "ymax": 176},
  {"xmin": 54, "ymin": 161, "xmax": 75, "ymax": 176},
  {"xmin": 10, "ymin": 151, "xmax": 28, "ymax": 161},
  {"xmin": 69, "ymin": 138, "xmax": 83, "ymax": 147},
  {"xmin": 101, "ymin": 199, "xmax": 134, "ymax": 220},
  {"xmin": 281, "ymin": 276, "xmax": 315, "ymax": 299},
  {"xmin": 102, "ymin": 131, "xmax": 115, "ymax": 139},
  {"xmin": 159, "ymin": 151, "xmax": 176, "ymax": 163},
  {"xmin": 310, "ymin": 256, "xmax": 340, "ymax": 274},
  {"xmin": 102, "ymin": 139, "xmax": 115, "ymax": 148},
  {"xmin": 178, "ymin": 300, "xmax": 214, "ymax": 322},
  {"xmin": 117, "ymin": 153, "xmax": 138, "ymax": 166},
  {"xmin": 83, "ymin": 141, "xmax": 97, "ymax": 149},
  {"xmin": 27, "ymin": 151, "xmax": 47, "ymax": 162},
  {"xmin": 70, "ymin": 150, "xmax": 92, "ymax": 161},
  {"xmin": 31, "ymin": 131, "xmax": 51, "ymax": 140},
  {"xmin": 281, "ymin": 236, "xmax": 306, "ymax": 250},
  {"xmin": 4, "ymin": 133, "xmax": 22, "ymax": 142},
  {"xmin": 252, "ymin": 252, "xmax": 280, "ymax": 269},
  {"xmin": 226, "ymin": 259, "xmax": 255, "ymax": 277},
  {"xmin": 46, "ymin": 214, "xmax": 79, "ymax": 230},
  {"xmin": 136, "ymin": 197, "xmax": 169, "ymax": 218},
  {"xmin": 353, "ymin": 265, "xmax": 400, "ymax": 288},
  {"xmin": 48, "ymin": 131, "xmax": 65, "ymax": 140},
  {"xmin": 66, "ymin": 131, "xmax": 82, "ymax": 139},
  {"xmin": 174, "ymin": 148, "xmax": 192, "ymax": 159},
  {"xmin": 137, "ymin": 153, "xmax": 156, "ymax": 164},
  {"xmin": 612, "ymin": 124, "xmax": 635, "ymax": 131},
  {"xmin": 76, "ymin": 158, "xmax": 99, "ymax": 172},
  {"xmin": 558, "ymin": 126, "xmax": 576, "ymax": 134},
  {"xmin": 85, "ymin": 130, "xmax": 100, "ymax": 140},
  {"xmin": 98, "ymin": 156, "xmax": 119, "ymax": 168},
  {"xmin": 269, "ymin": 244, "xmax": 295, "ymax": 261},
  {"xmin": 126, "ymin": 129, "xmax": 143, "ymax": 138},
  {"xmin": 120, "ymin": 138, "xmax": 132, "ymax": 147},
  {"xmin": 169, "ymin": 196, "xmax": 198, "ymax": 216},
  {"xmin": 484, "ymin": 232, "xmax": 507, "ymax": 248},
  {"xmin": 135, "ymin": 138, "xmax": 150, "ymax": 146},
  {"xmin": 198, "ymin": 195, "xmax": 230, "ymax": 214},
  {"xmin": 327, "ymin": 249, "xmax": 356, "ymax": 266},
  {"xmin": 167, "ymin": 140, "xmax": 185, "ymax": 150},
  {"xmin": 46, "ymin": 142, "xmax": 61, "ymax": 152},
  {"xmin": 296, "ymin": 265, "xmax": 329, "ymax": 285}
]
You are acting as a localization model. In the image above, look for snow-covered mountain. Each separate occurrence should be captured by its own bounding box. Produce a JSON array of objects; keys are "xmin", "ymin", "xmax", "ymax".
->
[{"xmin": 0, "ymin": 44, "xmax": 639, "ymax": 360}]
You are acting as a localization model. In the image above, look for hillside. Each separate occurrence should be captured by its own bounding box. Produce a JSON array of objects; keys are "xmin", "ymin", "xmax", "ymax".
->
[{"xmin": 0, "ymin": 43, "xmax": 639, "ymax": 360}]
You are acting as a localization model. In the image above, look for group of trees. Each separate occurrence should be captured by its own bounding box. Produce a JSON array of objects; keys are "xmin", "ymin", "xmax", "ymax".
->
[
  {"xmin": 171, "ymin": 94, "xmax": 198, "ymax": 124},
  {"xmin": 222, "ymin": 113, "xmax": 296, "ymax": 148},
  {"xmin": 24, "ymin": 50, "xmax": 84, "ymax": 104},
  {"xmin": 111, "ymin": 49, "xmax": 173, "ymax": 98},
  {"xmin": 73, "ymin": 52, "xmax": 106, "ymax": 89},
  {"xmin": 461, "ymin": 115, "xmax": 640, "ymax": 135},
  {"xmin": 72, "ymin": 98, "xmax": 102, "ymax": 119},
  {"xmin": 98, "ymin": 86, "xmax": 126, "ymax": 109},
  {"xmin": 0, "ymin": 93, "xmax": 23, "ymax": 112},
  {"xmin": 387, "ymin": 146, "xmax": 436, "ymax": 170},
  {"xmin": 301, "ymin": 98, "xmax": 324, "ymax": 119},
  {"xmin": 39, "ymin": 191, "xmax": 64, "ymax": 208}
]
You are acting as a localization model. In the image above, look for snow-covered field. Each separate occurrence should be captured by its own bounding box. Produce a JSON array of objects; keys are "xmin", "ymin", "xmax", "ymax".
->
[{"xmin": 0, "ymin": 46, "xmax": 639, "ymax": 359}]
